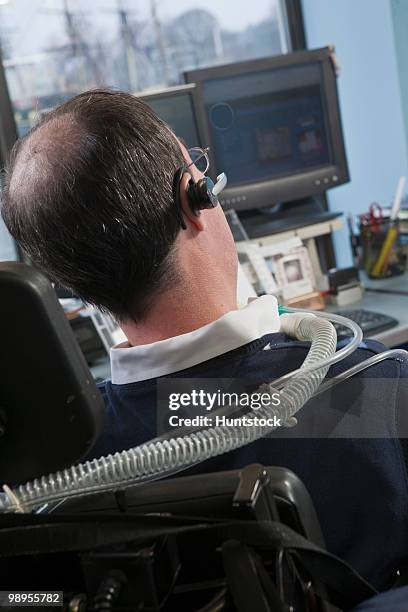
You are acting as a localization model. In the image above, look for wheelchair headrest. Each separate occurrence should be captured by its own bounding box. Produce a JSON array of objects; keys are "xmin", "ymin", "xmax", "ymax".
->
[{"xmin": 0, "ymin": 262, "xmax": 105, "ymax": 484}]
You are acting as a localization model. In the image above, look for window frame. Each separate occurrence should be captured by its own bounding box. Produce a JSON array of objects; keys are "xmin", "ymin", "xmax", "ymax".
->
[{"xmin": 283, "ymin": 0, "xmax": 307, "ymax": 51}]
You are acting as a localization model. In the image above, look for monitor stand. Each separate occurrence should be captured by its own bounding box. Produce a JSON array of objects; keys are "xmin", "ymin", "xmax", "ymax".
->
[{"xmin": 236, "ymin": 196, "xmax": 341, "ymax": 240}]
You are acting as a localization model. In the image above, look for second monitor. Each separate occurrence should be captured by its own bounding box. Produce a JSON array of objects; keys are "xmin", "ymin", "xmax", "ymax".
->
[{"xmin": 139, "ymin": 84, "xmax": 201, "ymax": 149}]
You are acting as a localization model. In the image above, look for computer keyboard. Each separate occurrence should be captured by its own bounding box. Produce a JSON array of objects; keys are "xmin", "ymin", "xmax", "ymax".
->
[{"xmin": 332, "ymin": 309, "xmax": 399, "ymax": 339}]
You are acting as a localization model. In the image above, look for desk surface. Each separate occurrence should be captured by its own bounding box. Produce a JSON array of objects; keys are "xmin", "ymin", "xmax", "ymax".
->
[{"xmin": 328, "ymin": 272, "xmax": 408, "ymax": 347}]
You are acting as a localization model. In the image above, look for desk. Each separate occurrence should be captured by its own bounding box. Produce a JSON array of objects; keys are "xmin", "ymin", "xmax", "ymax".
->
[{"xmin": 328, "ymin": 272, "xmax": 408, "ymax": 347}]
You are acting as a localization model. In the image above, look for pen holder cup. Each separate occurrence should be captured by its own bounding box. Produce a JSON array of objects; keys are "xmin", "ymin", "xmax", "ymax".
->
[{"xmin": 360, "ymin": 219, "xmax": 406, "ymax": 279}]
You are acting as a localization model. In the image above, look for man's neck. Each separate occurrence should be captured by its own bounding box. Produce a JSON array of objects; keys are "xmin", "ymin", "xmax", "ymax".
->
[{"xmin": 121, "ymin": 284, "xmax": 238, "ymax": 346}]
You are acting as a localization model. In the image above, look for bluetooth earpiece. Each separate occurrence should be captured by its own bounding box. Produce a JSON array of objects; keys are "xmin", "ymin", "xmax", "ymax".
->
[
  {"xmin": 173, "ymin": 168, "xmax": 228, "ymax": 230},
  {"xmin": 186, "ymin": 172, "xmax": 227, "ymax": 215}
]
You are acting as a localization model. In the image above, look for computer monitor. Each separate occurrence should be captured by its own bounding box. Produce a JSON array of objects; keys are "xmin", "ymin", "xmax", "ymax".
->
[
  {"xmin": 139, "ymin": 84, "xmax": 201, "ymax": 148},
  {"xmin": 185, "ymin": 47, "xmax": 349, "ymax": 212}
]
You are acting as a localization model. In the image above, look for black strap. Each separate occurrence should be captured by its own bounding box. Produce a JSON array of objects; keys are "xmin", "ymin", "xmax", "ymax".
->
[
  {"xmin": 222, "ymin": 539, "xmax": 284, "ymax": 612},
  {"xmin": 225, "ymin": 521, "xmax": 377, "ymax": 609},
  {"xmin": 0, "ymin": 514, "xmax": 377, "ymax": 609}
]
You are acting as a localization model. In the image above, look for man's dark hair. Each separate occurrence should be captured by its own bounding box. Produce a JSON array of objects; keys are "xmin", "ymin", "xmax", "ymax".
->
[{"xmin": 1, "ymin": 89, "xmax": 185, "ymax": 321}]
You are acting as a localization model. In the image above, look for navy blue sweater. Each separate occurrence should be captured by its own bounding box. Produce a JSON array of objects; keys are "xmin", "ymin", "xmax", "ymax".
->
[{"xmin": 91, "ymin": 334, "xmax": 408, "ymax": 589}]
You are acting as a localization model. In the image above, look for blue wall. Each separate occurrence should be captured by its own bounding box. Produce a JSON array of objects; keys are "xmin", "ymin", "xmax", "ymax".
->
[
  {"xmin": 302, "ymin": 0, "xmax": 408, "ymax": 267},
  {"xmin": 391, "ymin": 0, "xmax": 408, "ymax": 158}
]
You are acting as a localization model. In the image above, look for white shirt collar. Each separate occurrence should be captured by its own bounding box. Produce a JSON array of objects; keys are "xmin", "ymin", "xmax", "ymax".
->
[{"xmin": 110, "ymin": 295, "xmax": 280, "ymax": 385}]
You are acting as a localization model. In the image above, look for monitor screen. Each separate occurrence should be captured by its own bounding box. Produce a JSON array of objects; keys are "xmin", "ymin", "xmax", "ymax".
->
[
  {"xmin": 140, "ymin": 86, "xmax": 200, "ymax": 148},
  {"xmin": 185, "ymin": 48, "xmax": 349, "ymax": 211},
  {"xmin": 203, "ymin": 64, "xmax": 331, "ymax": 187}
]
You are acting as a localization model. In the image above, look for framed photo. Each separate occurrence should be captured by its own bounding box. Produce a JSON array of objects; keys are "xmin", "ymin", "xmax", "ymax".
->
[{"xmin": 274, "ymin": 247, "xmax": 315, "ymax": 301}]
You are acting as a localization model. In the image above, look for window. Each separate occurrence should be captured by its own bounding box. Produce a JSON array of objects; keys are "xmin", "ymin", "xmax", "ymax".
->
[{"xmin": 0, "ymin": 0, "xmax": 291, "ymax": 136}]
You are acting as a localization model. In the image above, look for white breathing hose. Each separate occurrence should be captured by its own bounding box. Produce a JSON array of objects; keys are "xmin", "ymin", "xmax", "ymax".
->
[{"xmin": 1, "ymin": 309, "xmax": 362, "ymax": 514}]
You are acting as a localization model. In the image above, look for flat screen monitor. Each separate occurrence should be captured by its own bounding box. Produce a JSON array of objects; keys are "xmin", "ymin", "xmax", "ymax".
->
[
  {"xmin": 185, "ymin": 47, "xmax": 349, "ymax": 212},
  {"xmin": 139, "ymin": 84, "xmax": 201, "ymax": 149}
]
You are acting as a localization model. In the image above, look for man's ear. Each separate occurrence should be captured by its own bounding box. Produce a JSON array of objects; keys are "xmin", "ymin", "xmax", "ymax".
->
[{"xmin": 179, "ymin": 172, "xmax": 206, "ymax": 231}]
